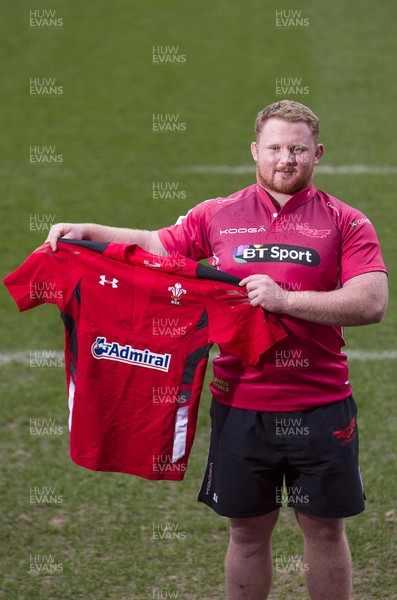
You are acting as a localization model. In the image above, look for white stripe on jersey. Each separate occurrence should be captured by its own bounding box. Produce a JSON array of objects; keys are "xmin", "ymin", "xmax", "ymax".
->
[
  {"xmin": 172, "ymin": 405, "xmax": 189, "ymax": 462},
  {"xmin": 68, "ymin": 378, "xmax": 75, "ymax": 431}
]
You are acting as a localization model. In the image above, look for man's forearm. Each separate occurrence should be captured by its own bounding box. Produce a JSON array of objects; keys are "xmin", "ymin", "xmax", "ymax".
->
[
  {"xmin": 240, "ymin": 272, "xmax": 388, "ymax": 327},
  {"xmin": 47, "ymin": 222, "xmax": 168, "ymax": 255},
  {"xmin": 83, "ymin": 224, "xmax": 166, "ymax": 254},
  {"xmin": 284, "ymin": 286, "xmax": 384, "ymax": 326}
]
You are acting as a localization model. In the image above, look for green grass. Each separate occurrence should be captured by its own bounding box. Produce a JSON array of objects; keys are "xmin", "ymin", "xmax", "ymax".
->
[{"xmin": 1, "ymin": 0, "xmax": 396, "ymax": 598}]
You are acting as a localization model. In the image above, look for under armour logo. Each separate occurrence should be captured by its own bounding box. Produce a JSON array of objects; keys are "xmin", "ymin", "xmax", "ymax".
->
[{"xmin": 99, "ymin": 275, "xmax": 118, "ymax": 288}]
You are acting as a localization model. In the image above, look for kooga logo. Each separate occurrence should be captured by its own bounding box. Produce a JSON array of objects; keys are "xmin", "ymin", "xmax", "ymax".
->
[{"xmin": 233, "ymin": 244, "xmax": 320, "ymax": 266}]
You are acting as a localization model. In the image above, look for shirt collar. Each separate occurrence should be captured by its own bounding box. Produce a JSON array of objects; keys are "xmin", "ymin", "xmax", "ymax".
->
[{"xmin": 256, "ymin": 183, "xmax": 316, "ymax": 214}]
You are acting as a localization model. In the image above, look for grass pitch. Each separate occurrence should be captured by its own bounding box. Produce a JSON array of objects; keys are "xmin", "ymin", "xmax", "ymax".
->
[{"xmin": 1, "ymin": 0, "xmax": 396, "ymax": 598}]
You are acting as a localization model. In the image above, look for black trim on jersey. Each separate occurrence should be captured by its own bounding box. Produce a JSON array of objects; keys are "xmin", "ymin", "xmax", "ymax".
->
[
  {"xmin": 69, "ymin": 357, "xmax": 77, "ymax": 377},
  {"xmin": 196, "ymin": 263, "xmax": 241, "ymax": 287},
  {"xmin": 73, "ymin": 281, "xmax": 81, "ymax": 304},
  {"xmin": 59, "ymin": 238, "xmax": 109, "ymax": 253},
  {"xmin": 180, "ymin": 342, "xmax": 213, "ymax": 402},
  {"xmin": 196, "ymin": 308, "xmax": 208, "ymax": 331},
  {"xmin": 60, "ymin": 311, "xmax": 78, "ymax": 362},
  {"xmin": 58, "ymin": 239, "xmax": 241, "ymax": 286}
]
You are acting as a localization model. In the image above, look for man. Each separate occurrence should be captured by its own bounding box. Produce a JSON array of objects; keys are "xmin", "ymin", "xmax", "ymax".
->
[{"xmin": 47, "ymin": 100, "xmax": 388, "ymax": 600}]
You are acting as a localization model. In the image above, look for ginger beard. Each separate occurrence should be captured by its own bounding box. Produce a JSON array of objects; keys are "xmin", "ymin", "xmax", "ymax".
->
[
  {"xmin": 255, "ymin": 160, "xmax": 312, "ymax": 196},
  {"xmin": 251, "ymin": 118, "xmax": 323, "ymax": 198}
]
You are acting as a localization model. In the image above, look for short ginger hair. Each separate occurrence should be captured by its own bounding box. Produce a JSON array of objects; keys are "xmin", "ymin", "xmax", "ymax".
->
[{"xmin": 255, "ymin": 100, "xmax": 319, "ymax": 142}]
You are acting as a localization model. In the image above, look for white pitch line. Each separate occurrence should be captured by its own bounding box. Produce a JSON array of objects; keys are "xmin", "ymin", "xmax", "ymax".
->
[
  {"xmin": 0, "ymin": 351, "xmax": 64, "ymax": 366},
  {"xmin": 344, "ymin": 349, "xmax": 397, "ymax": 360},
  {"xmin": 0, "ymin": 349, "xmax": 396, "ymax": 367},
  {"xmin": 208, "ymin": 349, "xmax": 397, "ymax": 361},
  {"xmin": 181, "ymin": 165, "xmax": 397, "ymax": 175}
]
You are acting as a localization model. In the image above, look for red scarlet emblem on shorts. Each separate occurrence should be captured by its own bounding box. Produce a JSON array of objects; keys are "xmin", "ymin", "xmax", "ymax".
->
[{"xmin": 332, "ymin": 416, "xmax": 356, "ymax": 446}]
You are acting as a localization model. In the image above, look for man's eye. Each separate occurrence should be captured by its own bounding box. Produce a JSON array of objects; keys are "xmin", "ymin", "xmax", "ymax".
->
[
  {"xmin": 292, "ymin": 146, "xmax": 304, "ymax": 153},
  {"xmin": 270, "ymin": 146, "xmax": 280, "ymax": 151}
]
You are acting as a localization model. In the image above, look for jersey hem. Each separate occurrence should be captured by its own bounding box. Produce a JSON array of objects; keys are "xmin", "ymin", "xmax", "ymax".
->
[
  {"xmin": 70, "ymin": 454, "xmax": 186, "ymax": 481},
  {"xmin": 212, "ymin": 390, "xmax": 353, "ymax": 412}
]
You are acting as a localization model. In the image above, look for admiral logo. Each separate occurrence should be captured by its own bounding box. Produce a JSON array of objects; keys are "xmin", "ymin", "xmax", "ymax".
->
[
  {"xmin": 220, "ymin": 226, "xmax": 266, "ymax": 235},
  {"xmin": 233, "ymin": 244, "xmax": 320, "ymax": 266},
  {"xmin": 92, "ymin": 337, "xmax": 171, "ymax": 372},
  {"xmin": 296, "ymin": 224, "xmax": 331, "ymax": 239}
]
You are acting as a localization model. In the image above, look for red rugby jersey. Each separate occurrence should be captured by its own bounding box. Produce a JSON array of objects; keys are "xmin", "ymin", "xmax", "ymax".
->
[
  {"xmin": 3, "ymin": 240, "xmax": 286, "ymax": 480},
  {"xmin": 158, "ymin": 183, "xmax": 388, "ymax": 411}
]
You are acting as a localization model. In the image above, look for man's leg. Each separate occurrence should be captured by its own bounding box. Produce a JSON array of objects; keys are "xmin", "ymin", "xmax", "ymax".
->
[
  {"xmin": 226, "ymin": 509, "xmax": 279, "ymax": 600},
  {"xmin": 295, "ymin": 511, "xmax": 352, "ymax": 600}
]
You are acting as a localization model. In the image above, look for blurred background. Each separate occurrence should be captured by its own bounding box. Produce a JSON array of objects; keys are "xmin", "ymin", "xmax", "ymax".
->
[{"xmin": 1, "ymin": 1, "xmax": 396, "ymax": 598}]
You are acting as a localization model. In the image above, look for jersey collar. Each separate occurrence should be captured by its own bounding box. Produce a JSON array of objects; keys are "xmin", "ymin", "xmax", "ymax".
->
[{"xmin": 256, "ymin": 183, "xmax": 316, "ymax": 215}]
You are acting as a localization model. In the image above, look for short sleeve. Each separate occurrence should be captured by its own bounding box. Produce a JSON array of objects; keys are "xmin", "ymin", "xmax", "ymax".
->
[
  {"xmin": 340, "ymin": 212, "xmax": 387, "ymax": 285},
  {"xmin": 158, "ymin": 201, "xmax": 213, "ymax": 261},
  {"xmin": 200, "ymin": 282, "xmax": 287, "ymax": 365},
  {"xmin": 3, "ymin": 243, "xmax": 86, "ymax": 312}
]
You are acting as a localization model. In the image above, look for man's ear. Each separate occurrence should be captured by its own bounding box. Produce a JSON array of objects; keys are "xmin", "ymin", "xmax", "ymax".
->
[
  {"xmin": 251, "ymin": 141, "xmax": 258, "ymax": 161},
  {"xmin": 314, "ymin": 143, "xmax": 324, "ymax": 164}
]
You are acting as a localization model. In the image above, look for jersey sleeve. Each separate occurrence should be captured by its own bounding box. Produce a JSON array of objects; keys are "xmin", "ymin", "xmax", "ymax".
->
[
  {"xmin": 339, "ymin": 210, "xmax": 387, "ymax": 285},
  {"xmin": 158, "ymin": 201, "xmax": 214, "ymax": 260},
  {"xmin": 3, "ymin": 242, "xmax": 87, "ymax": 312},
  {"xmin": 200, "ymin": 282, "xmax": 287, "ymax": 365}
]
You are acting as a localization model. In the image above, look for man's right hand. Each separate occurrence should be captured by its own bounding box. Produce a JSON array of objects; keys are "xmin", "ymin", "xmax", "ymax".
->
[{"xmin": 46, "ymin": 223, "xmax": 87, "ymax": 251}]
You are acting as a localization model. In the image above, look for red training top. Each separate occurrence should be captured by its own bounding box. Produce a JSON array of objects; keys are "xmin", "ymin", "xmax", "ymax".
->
[{"xmin": 158, "ymin": 183, "xmax": 387, "ymax": 411}]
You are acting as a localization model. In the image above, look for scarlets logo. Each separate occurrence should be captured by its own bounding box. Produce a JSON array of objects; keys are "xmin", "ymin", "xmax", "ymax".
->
[
  {"xmin": 91, "ymin": 337, "xmax": 171, "ymax": 372},
  {"xmin": 296, "ymin": 224, "xmax": 331, "ymax": 239},
  {"xmin": 332, "ymin": 417, "xmax": 357, "ymax": 446}
]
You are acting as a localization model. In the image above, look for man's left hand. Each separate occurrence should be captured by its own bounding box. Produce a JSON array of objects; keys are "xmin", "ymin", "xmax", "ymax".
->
[{"xmin": 239, "ymin": 275, "xmax": 288, "ymax": 313}]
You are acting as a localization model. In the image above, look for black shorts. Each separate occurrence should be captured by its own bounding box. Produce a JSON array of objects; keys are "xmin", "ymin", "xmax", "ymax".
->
[{"xmin": 197, "ymin": 396, "xmax": 365, "ymax": 519}]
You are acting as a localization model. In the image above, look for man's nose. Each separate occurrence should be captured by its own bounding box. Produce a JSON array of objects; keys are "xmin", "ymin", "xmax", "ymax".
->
[{"xmin": 279, "ymin": 149, "xmax": 297, "ymax": 165}]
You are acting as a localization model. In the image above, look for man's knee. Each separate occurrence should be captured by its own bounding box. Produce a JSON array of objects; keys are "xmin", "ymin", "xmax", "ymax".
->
[
  {"xmin": 295, "ymin": 510, "xmax": 346, "ymax": 544},
  {"xmin": 229, "ymin": 509, "xmax": 280, "ymax": 547}
]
